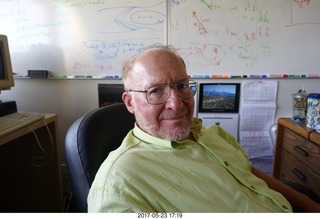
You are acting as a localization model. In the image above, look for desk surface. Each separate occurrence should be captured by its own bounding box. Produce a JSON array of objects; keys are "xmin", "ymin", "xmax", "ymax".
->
[
  {"xmin": 0, "ymin": 113, "xmax": 57, "ymax": 145},
  {"xmin": 278, "ymin": 118, "xmax": 320, "ymax": 145}
]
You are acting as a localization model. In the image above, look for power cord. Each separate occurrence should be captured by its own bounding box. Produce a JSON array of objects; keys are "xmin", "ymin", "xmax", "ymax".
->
[{"xmin": 27, "ymin": 119, "xmax": 55, "ymax": 167}]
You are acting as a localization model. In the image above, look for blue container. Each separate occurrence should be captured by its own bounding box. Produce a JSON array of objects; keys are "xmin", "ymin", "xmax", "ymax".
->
[{"xmin": 306, "ymin": 93, "xmax": 320, "ymax": 131}]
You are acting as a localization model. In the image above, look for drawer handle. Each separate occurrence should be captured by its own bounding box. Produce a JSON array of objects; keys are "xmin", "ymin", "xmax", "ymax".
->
[
  {"xmin": 292, "ymin": 168, "xmax": 307, "ymax": 181},
  {"xmin": 293, "ymin": 146, "xmax": 309, "ymax": 157}
]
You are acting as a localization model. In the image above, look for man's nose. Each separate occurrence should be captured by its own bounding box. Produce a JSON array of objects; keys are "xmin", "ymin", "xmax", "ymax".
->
[{"xmin": 165, "ymin": 87, "xmax": 184, "ymax": 109}]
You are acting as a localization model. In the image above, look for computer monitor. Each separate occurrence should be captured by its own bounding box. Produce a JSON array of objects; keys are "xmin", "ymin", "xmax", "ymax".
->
[
  {"xmin": 98, "ymin": 84, "xmax": 124, "ymax": 107},
  {"xmin": 198, "ymin": 83, "xmax": 240, "ymax": 113},
  {"xmin": 0, "ymin": 34, "xmax": 14, "ymax": 95},
  {"xmin": 0, "ymin": 34, "xmax": 17, "ymax": 116}
]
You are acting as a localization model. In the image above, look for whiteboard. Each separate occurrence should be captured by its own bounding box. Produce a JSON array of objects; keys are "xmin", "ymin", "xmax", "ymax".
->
[
  {"xmin": 1, "ymin": 0, "xmax": 320, "ymax": 77},
  {"xmin": 0, "ymin": 0, "xmax": 166, "ymax": 77},
  {"xmin": 170, "ymin": 0, "xmax": 320, "ymax": 76}
]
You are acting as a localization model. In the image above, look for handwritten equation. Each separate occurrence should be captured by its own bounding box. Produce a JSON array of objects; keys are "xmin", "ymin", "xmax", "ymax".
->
[
  {"xmin": 0, "ymin": 0, "xmax": 165, "ymax": 76},
  {"xmin": 72, "ymin": 40, "xmax": 147, "ymax": 72},
  {"xmin": 170, "ymin": 0, "xmax": 272, "ymax": 72},
  {"xmin": 170, "ymin": 0, "xmax": 320, "ymax": 75}
]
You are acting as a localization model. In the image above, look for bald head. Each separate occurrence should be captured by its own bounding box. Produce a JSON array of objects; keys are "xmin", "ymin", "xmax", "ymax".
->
[{"xmin": 122, "ymin": 44, "xmax": 186, "ymax": 90}]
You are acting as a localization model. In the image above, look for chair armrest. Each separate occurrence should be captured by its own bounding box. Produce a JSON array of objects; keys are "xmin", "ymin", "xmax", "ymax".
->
[{"xmin": 252, "ymin": 167, "xmax": 320, "ymax": 212}]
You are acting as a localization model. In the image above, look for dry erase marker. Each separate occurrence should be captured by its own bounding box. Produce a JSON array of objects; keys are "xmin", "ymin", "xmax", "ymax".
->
[
  {"xmin": 249, "ymin": 75, "xmax": 261, "ymax": 78},
  {"xmin": 268, "ymin": 74, "xmax": 282, "ymax": 78},
  {"xmin": 307, "ymin": 73, "xmax": 320, "ymax": 78},
  {"xmin": 92, "ymin": 76, "xmax": 105, "ymax": 79},
  {"xmin": 288, "ymin": 74, "xmax": 301, "ymax": 78},
  {"xmin": 231, "ymin": 75, "xmax": 242, "ymax": 78},
  {"xmin": 222, "ymin": 74, "xmax": 230, "ymax": 78},
  {"xmin": 211, "ymin": 74, "xmax": 223, "ymax": 78},
  {"xmin": 193, "ymin": 75, "xmax": 210, "ymax": 78}
]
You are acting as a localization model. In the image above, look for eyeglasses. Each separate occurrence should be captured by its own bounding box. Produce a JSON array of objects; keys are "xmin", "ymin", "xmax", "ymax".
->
[{"xmin": 128, "ymin": 80, "xmax": 197, "ymax": 105}]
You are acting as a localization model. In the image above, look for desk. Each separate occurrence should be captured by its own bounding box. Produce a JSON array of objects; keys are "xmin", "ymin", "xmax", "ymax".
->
[
  {"xmin": 273, "ymin": 118, "xmax": 320, "ymax": 199},
  {"xmin": 0, "ymin": 114, "xmax": 64, "ymax": 212}
]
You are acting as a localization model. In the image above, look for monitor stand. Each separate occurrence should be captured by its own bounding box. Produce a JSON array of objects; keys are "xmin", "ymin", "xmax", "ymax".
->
[{"xmin": 0, "ymin": 100, "xmax": 17, "ymax": 116}]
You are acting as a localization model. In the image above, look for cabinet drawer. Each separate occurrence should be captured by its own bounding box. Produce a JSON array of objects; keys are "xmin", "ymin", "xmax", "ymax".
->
[
  {"xmin": 280, "ymin": 149, "xmax": 320, "ymax": 198},
  {"xmin": 282, "ymin": 128, "xmax": 320, "ymax": 173}
]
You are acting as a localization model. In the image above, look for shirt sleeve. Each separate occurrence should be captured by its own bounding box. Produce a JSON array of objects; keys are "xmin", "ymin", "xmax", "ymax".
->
[{"xmin": 88, "ymin": 187, "xmax": 153, "ymax": 212}]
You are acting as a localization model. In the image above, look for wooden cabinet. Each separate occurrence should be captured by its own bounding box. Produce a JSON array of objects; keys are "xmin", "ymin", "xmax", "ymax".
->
[
  {"xmin": 273, "ymin": 118, "xmax": 320, "ymax": 198},
  {"xmin": 0, "ymin": 114, "xmax": 63, "ymax": 212}
]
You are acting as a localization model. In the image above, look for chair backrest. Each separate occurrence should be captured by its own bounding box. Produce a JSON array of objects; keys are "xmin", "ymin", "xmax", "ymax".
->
[{"xmin": 64, "ymin": 103, "xmax": 135, "ymax": 212}]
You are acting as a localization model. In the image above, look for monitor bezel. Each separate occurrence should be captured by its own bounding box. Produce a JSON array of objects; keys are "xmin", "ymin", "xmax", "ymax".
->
[
  {"xmin": 198, "ymin": 83, "xmax": 240, "ymax": 113},
  {"xmin": 0, "ymin": 34, "xmax": 14, "ymax": 92}
]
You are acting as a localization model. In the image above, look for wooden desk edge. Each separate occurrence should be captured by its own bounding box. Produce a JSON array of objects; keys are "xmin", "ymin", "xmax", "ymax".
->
[
  {"xmin": 278, "ymin": 118, "xmax": 320, "ymax": 145},
  {"xmin": 0, "ymin": 114, "xmax": 58, "ymax": 145}
]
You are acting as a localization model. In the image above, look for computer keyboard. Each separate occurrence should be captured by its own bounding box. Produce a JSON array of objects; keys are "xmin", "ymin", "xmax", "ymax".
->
[{"xmin": 0, "ymin": 112, "xmax": 45, "ymax": 137}]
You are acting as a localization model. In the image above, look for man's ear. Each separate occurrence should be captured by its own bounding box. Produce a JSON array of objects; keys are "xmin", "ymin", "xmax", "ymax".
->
[{"xmin": 122, "ymin": 92, "xmax": 134, "ymax": 114}]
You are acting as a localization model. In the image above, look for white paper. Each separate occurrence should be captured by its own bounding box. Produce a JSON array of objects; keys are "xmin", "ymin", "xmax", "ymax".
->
[{"xmin": 239, "ymin": 80, "xmax": 278, "ymax": 158}]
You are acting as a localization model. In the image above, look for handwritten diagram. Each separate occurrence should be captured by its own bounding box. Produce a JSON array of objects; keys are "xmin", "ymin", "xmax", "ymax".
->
[
  {"xmin": 97, "ymin": 2, "xmax": 165, "ymax": 34},
  {"xmin": 170, "ymin": 0, "xmax": 273, "ymax": 74},
  {"xmin": 0, "ymin": 0, "xmax": 319, "ymax": 77},
  {"xmin": 288, "ymin": 0, "xmax": 320, "ymax": 26},
  {"xmin": 170, "ymin": 0, "xmax": 320, "ymax": 75}
]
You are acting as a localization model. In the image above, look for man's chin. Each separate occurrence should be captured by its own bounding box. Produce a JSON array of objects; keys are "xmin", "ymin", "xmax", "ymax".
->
[{"xmin": 161, "ymin": 126, "xmax": 191, "ymax": 141}]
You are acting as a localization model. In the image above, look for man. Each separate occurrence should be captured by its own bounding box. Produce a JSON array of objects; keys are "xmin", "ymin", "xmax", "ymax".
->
[{"xmin": 88, "ymin": 44, "xmax": 319, "ymax": 212}]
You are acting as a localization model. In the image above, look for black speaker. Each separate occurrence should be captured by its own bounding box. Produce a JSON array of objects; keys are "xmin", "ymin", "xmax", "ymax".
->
[
  {"xmin": 0, "ymin": 101, "xmax": 17, "ymax": 116},
  {"xmin": 28, "ymin": 70, "xmax": 48, "ymax": 78}
]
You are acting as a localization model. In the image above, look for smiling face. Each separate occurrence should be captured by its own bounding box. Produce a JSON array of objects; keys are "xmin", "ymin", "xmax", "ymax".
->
[{"xmin": 122, "ymin": 47, "xmax": 195, "ymax": 141}]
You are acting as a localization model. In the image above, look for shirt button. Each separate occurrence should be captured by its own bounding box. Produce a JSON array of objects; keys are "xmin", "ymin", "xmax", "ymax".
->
[
  {"xmin": 282, "ymin": 205, "xmax": 288, "ymax": 210},
  {"xmin": 224, "ymin": 161, "xmax": 229, "ymax": 166}
]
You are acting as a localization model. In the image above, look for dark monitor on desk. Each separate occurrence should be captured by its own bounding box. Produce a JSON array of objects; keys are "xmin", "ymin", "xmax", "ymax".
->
[{"xmin": 98, "ymin": 84, "xmax": 124, "ymax": 107}]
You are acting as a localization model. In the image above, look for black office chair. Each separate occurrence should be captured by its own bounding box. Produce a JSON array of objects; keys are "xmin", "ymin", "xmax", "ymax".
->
[{"xmin": 64, "ymin": 103, "xmax": 135, "ymax": 212}]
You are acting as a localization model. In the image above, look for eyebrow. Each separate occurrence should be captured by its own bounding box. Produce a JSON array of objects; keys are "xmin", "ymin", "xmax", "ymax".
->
[{"xmin": 148, "ymin": 78, "xmax": 190, "ymax": 88}]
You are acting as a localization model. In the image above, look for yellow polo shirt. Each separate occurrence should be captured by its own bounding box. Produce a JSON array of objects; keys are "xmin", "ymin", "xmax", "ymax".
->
[{"xmin": 87, "ymin": 118, "xmax": 292, "ymax": 212}]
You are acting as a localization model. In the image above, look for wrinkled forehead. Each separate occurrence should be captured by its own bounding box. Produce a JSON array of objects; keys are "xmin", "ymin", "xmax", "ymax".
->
[{"xmin": 128, "ymin": 49, "xmax": 188, "ymax": 89}]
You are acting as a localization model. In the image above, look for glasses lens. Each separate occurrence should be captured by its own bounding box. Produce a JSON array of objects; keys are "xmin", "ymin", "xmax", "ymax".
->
[
  {"xmin": 178, "ymin": 81, "xmax": 197, "ymax": 98},
  {"xmin": 189, "ymin": 81, "xmax": 197, "ymax": 97},
  {"xmin": 146, "ymin": 81, "xmax": 197, "ymax": 105},
  {"xmin": 146, "ymin": 85, "xmax": 170, "ymax": 105}
]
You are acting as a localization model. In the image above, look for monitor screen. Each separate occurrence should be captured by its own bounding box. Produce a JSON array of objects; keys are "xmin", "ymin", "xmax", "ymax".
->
[
  {"xmin": 0, "ymin": 34, "xmax": 14, "ymax": 92},
  {"xmin": 98, "ymin": 84, "xmax": 124, "ymax": 107},
  {"xmin": 198, "ymin": 83, "xmax": 240, "ymax": 113}
]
